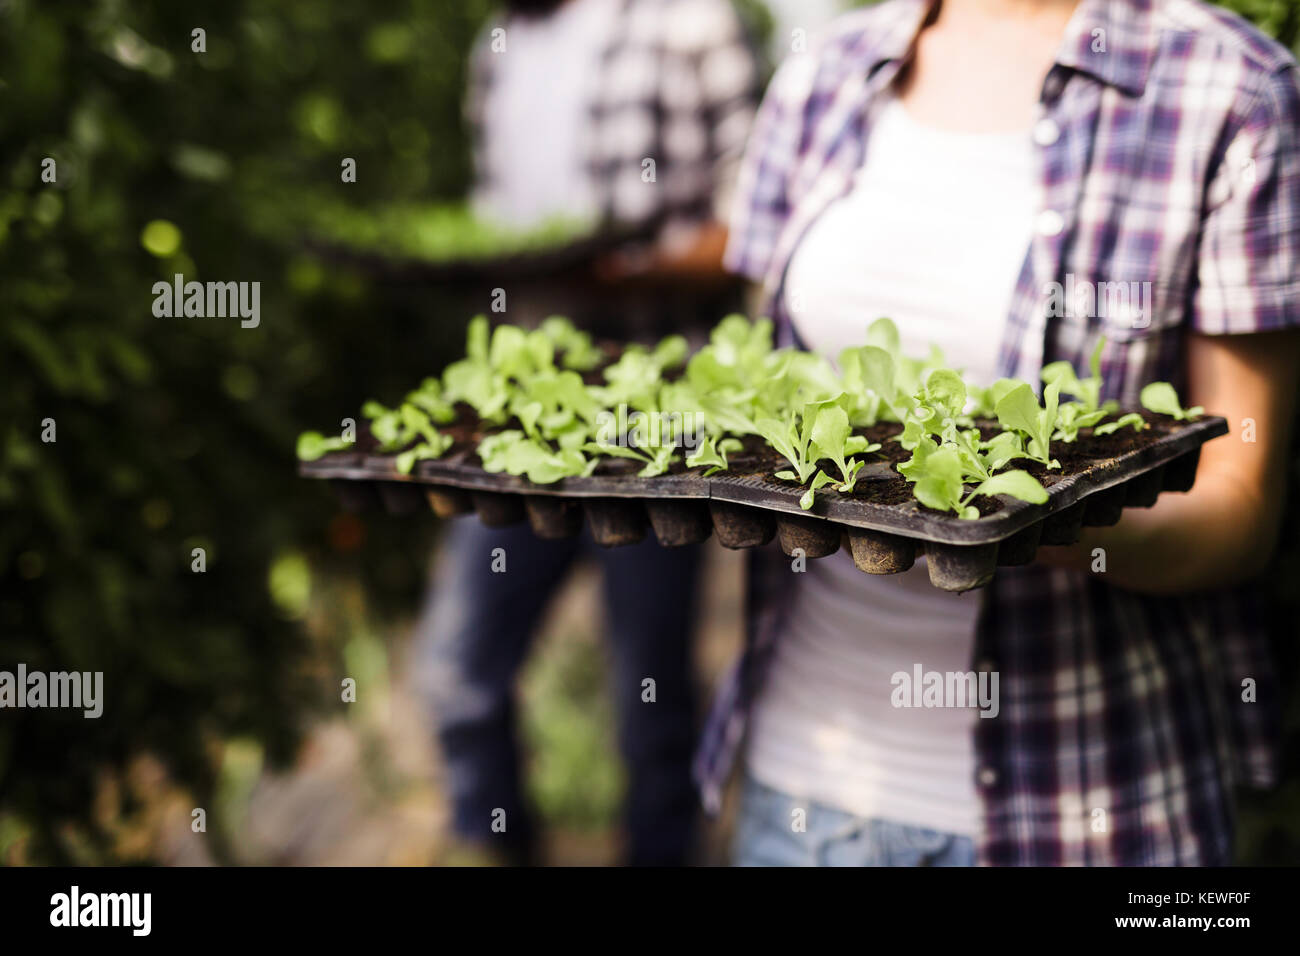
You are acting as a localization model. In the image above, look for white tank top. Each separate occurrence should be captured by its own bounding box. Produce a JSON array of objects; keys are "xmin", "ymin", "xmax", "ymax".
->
[{"xmin": 745, "ymin": 93, "xmax": 1037, "ymax": 837}]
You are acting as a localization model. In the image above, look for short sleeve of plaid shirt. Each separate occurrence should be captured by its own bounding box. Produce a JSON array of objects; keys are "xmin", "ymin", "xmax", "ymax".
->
[{"xmin": 1195, "ymin": 65, "xmax": 1300, "ymax": 334}]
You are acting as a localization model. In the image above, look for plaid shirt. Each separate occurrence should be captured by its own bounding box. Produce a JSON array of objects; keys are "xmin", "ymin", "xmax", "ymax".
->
[
  {"xmin": 466, "ymin": 0, "xmax": 761, "ymax": 235},
  {"xmin": 704, "ymin": 0, "xmax": 1300, "ymax": 865}
]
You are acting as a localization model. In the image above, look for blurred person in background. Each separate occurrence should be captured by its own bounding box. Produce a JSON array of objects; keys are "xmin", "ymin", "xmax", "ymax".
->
[
  {"xmin": 415, "ymin": 0, "xmax": 760, "ymax": 865},
  {"xmin": 703, "ymin": 0, "xmax": 1300, "ymax": 866}
]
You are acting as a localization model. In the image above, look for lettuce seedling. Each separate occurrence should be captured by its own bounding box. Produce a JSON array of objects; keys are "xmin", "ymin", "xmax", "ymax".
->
[
  {"xmin": 479, "ymin": 430, "xmax": 597, "ymax": 484},
  {"xmin": 939, "ymin": 425, "xmax": 1025, "ymax": 482},
  {"xmin": 900, "ymin": 370, "xmax": 1027, "ymax": 482},
  {"xmin": 681, "ymin": 317, "xmax": 785, "ymax": 436},
  {"xmin": 837, "ymin": 344, "xmax": 898, "ymax": 426},
  {"xmin": 758, "ymin": 408, "xmax": 819, "ymax": 485},
  {"xmin": 362, "ymin": 400, "xmax": 404, "ymax": 449},
  {"xmin": 594, "ymin": 340, "xmax": 681, "ymax": 408},
  {"xmin": 392, "ymin": 404, "xmax": 454, "ymax": 473},
  {"xmin": 865, "ymin": 317, "xmax": 947, "ymax": 409},
  {"xmin": 296, "ymin": 431, "xmax": 352, "ymax": 461},
  {"xmin": 809, "ymin": 401, "xmax": 880, "ymax": 492},
  {"xmin": 969, "ymin": 378, "xmax": 1026, "ymax": 419},
  {"xmin": 488, "ymin": 323, "xmax": 553, "ymax": 380},
  {"xmin": 709, "ymin": 314, "xmax": 774, "ymax": 372},
  {"xmin": 508, "ymin": 369, "xmax": 600, "ymax": 448},
  {"xmin": 404, "ymin": 377, "xmax": 457, "ymax": 423},
  {"xmin": 685, "ymin": 436, "xmax": 743, "ymax": 476},
  {"xmin": 760, "ymin": 398, "xmax": 880, "ymax": 509},
  {"xmin": 652, "ymin": 334, "xmax": 689, "ymax": 370},
  {"xmin": 898, "ymin": 368, "xmax": 968, "ymax": 452},
  {"xmin": 1093, "ymin": 412, "xmax": 1148, "ymax": 436},
  {"xmin": 356, "ymin": 400, "xmax": 454, "ymax": 473},
  {"xmin": 1042, "ymin": 339, "xmax": 1119, "ymax": 441},
  {"xmin": 1052, "ymin": 402, "xmax": 1109, "ymax": 443},
  {"xmin": 442, "ymin": 316, "xmax": 562, "ymax": 423},
  {"xmin": 979, "ymin": 430, "xmax": 1027, "ymax": 473},
  {"xmin": 995, "ymin": 381, "xmax": 1062, "ymax": 469},
  {"xmin": 581, "ymin": 438, "xmax": 676, "ymax": 478},
  {"xmin": 1041, "ymin": 337, "xmax": 1114, "ymax": 414},
  {"xmin": 1140, "ymin": 382, "xmax": 1203, "ymax": 420},
  {"xmin": 441, "ymin": 318, "xmax": 511, "ymax": 423},
  {"xmin": 395, "ymin": 435, "xmax": 454, "ymax": 475},
  {"xmin": 898, "ymin": 436, "xmax": 1046, "ymax": 519},
  {"xmin": 539, "ymin": 316, "xmax": 603, "ymax": 371}
]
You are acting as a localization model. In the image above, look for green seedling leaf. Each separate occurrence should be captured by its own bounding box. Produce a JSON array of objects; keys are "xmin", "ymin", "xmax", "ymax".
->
[
  {"xmin": 394, "ymin": 434, "xmax": 454, "ymax": 475},
  {"xmin": 838, "ymin": 344, "xmax": 897, "ymax": 426},
  {"xmin": 979, "ymin": 430, "xmax": 1026, "ymax": 472},
  {"xmin": 685, "ymin": 436, "xmax": 741, "ymax": 476},
  {"xmin": 757, "ymin": 413, "xmax": 817, "ymax": 483},
  {"xmin": 865, "ymin": 317, "xmax": 900, "ymax": 356},
  {"xmin": 405, "ymin": 377, "xmax": 456, "ymax": 423},
  {"xmin": 540, "ymin": 316, "xmax": 603, "ymax": 371},
  {"xmin": 909, "ymin": 445, "xmax": 967, "ymax": 515},
  {"xmin": 653, "ymin": 335, "xmax": 689, "ymax": 369},
  {"xmin": 1042, "ymin": 336, "xmax": 1109, "ymax": 413},
  {"xmin": 1093, "ymin": 412, "xmax": 1148, "ymax": 435},
  {"xmin": 1140, "ymin": 382, "xmax": 1202, "ymax": 420},
  {"xmin": 799, "ymin": 470, "xmax": 836, "ymax": 511},
  {"xmin": 844, "ymin": 435, "xmax": 881, "ymax": 456},
  {"xmin": 1052, "ymin": 402, "xmax": 1109, "ymax": 443},
  {"xmin": 296, "ymin": 431, "xmax": 350, "ymax": 461},
  {"xmin": 995, "ymin": 381, "xmax": 1060, "ymax": 469},
  {"xmin": 810, "ymin": 403, "xmax": 850, "ymax": 459},
  {"xmin": 922, "ymin": 368, "xmax": 967, "ymax": 421},
  {"xmin": 970, "ymin": 378, "xmax": 1025, "ymax": 418},
  {"xmin": 970, "ymin": 469, "xmax": 1047, "ymax": 504},
  {"xmin": 466, "ymin": 314, "xmax": 489, "ymax": 363}
]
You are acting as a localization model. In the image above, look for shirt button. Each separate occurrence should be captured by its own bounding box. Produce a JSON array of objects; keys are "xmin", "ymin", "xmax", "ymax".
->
[
  {"xmin": 1033, "ymin": 118, "xmax": 1060, "ymax": 146},
  {"xmin": 977, "ymin": 766, "xmax": 999, "ymax": 788},
  {"xmin": 1036, "ymin": 209, "xmax": 1065, "ymax": 237}
]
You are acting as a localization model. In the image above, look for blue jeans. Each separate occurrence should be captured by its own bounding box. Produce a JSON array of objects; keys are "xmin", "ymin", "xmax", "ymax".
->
[
  {"xmin": 733, "ymin": 775, "xmax": 977, "ymax": 866},
  {"xmin": 413, "ymin": 516, "xmax": 701, "ymax": 865}
]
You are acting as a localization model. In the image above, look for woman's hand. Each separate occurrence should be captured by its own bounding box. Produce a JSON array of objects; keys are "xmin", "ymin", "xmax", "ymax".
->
[{"xmin": 1037, "ymin": 328, "xmax": 1300, "ymax": 594}]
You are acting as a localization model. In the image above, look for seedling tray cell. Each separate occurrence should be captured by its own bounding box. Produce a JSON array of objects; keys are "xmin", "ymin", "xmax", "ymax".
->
[{"xmin": 299, "ymin": 416, "xmax": 1227, "ymax": 591}]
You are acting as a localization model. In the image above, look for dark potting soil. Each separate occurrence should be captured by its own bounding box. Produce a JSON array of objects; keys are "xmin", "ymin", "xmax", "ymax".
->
[{"xmin": 1017, "ymin": 412, "xmax": 1171, "ymax": 485}]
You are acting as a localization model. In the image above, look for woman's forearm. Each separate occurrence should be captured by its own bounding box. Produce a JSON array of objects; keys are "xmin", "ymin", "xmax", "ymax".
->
[
  {"xmin": 1039, "ymin": 330, "xmax": 1299, "ymax": 594},
  {"xmin": 1039, "ymin": 465, "xmax": 1281, "ymax": 594}
]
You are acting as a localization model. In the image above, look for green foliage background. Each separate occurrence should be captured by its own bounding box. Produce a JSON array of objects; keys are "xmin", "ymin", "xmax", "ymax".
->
[
  {"xmin": 0, "ymin": 0, "xmax": 1297, "ymax": 864},
  {"xmin": 0, "ymin": 0, "xmax": 493, "ymax": 862}
]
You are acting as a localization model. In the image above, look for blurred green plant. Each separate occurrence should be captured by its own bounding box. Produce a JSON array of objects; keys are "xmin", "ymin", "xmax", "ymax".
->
[
  {"xmin": 0, "ymin": 0, "xmax": 494, "ymax": 862},
  {"xmin": 521, "ymin": 628, "xmax": 623, "ymax": 834}
]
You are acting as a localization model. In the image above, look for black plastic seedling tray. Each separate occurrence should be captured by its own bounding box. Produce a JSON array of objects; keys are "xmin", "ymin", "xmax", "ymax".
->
[{"xmin": 299, "ymin": 415, "xmax": 1227, "ymax": 591}]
